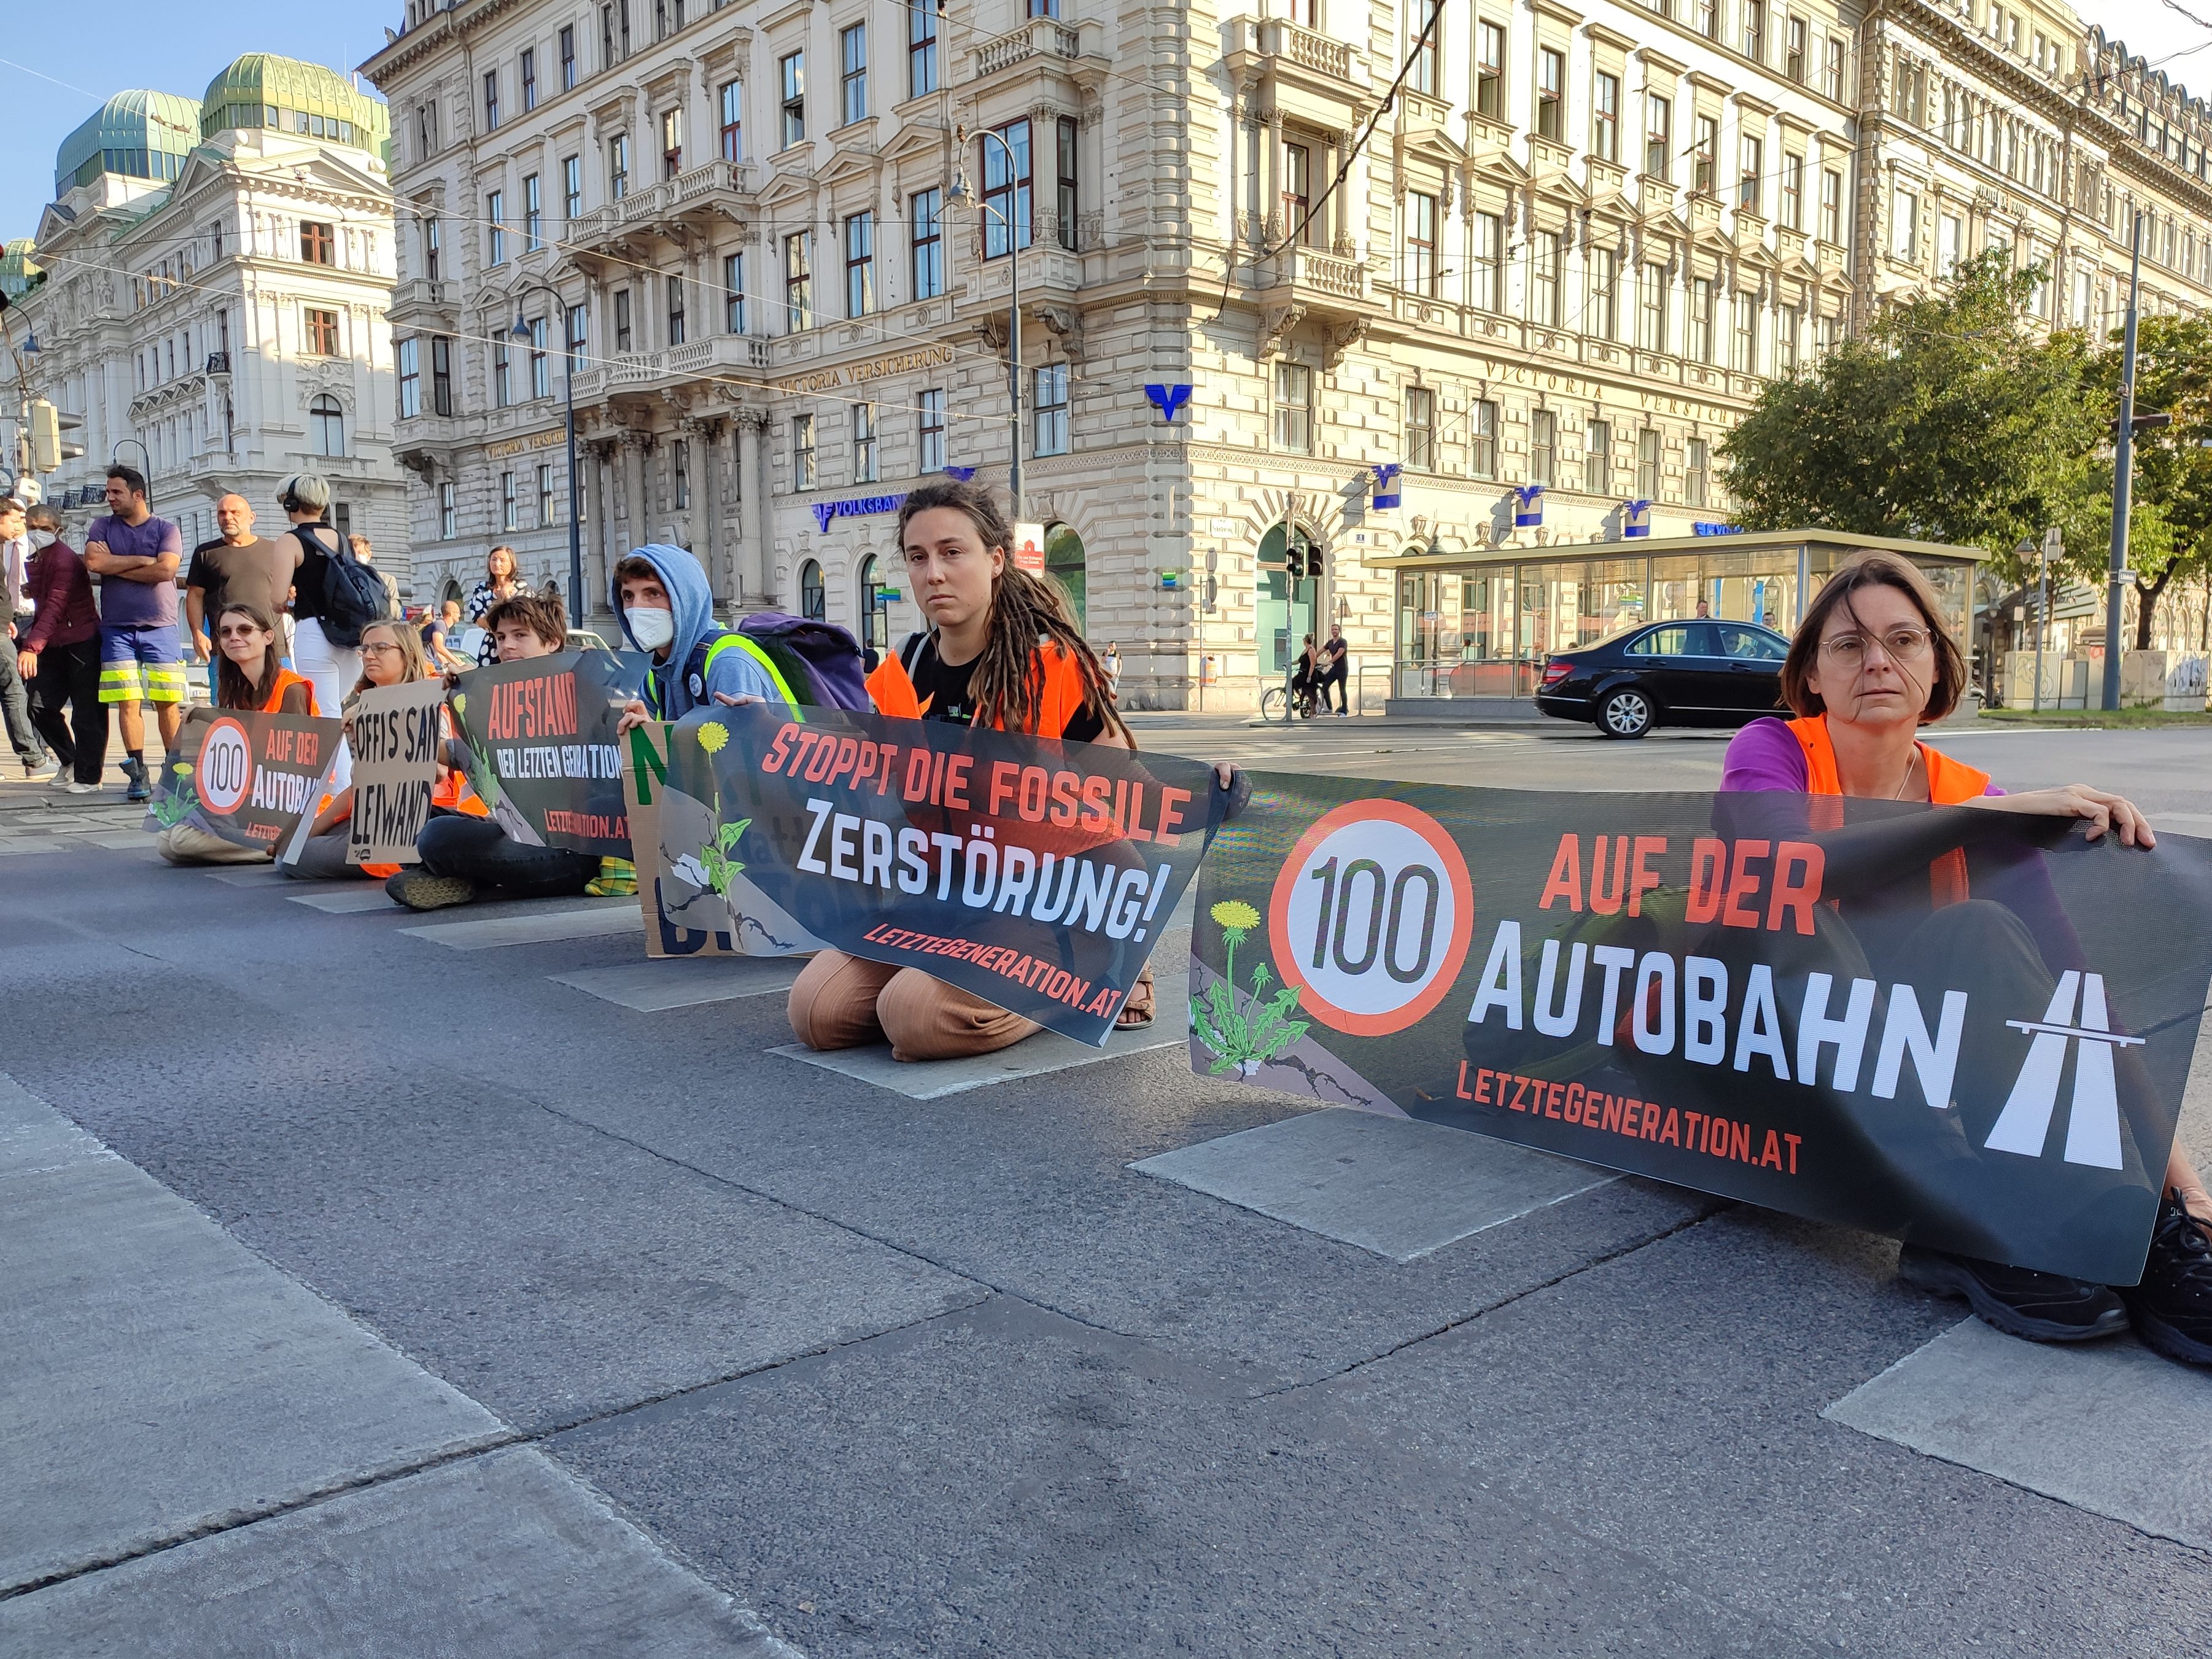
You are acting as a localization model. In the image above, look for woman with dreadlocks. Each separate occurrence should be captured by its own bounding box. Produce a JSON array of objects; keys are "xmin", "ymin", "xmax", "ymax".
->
[{"xmin": 788, "ymin": 478, "xmax": 1234, "ymax": 1062}]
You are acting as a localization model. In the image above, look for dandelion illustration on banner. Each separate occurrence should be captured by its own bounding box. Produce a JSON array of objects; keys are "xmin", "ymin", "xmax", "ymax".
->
[{"xmin": 1191, "ymin": 899, "xmax": 1311, "ymax": 1076}]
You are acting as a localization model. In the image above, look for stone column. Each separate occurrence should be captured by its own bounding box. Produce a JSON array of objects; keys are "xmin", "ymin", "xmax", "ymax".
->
[
  {"xmin": 682, "ymin": 414, "xmax": 721, "ymax": 604},
  {"xmin": 622, "ymin": 431, "xmax": 651, "ymax": 550},
  {"xmin": 737, "ymin": 408, "xmax": 773, "ymax": 607}
]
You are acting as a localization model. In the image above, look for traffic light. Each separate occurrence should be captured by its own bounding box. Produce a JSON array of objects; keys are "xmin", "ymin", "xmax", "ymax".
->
[{"xmin": 28, "ymin": 400, "xmax": 59, "ymax": 472}]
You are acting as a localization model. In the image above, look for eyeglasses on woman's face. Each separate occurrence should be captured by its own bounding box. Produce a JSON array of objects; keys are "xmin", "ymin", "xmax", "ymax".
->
[
  {"xmin": 215, "ymin": 624, "xmax": 266, "ymax": 640},
  {"xmin": 1819, "ymin": 625, "xmax": 1932, "ymax": 667},
  {"xmin": 360, "ymin": 641, "xmax": 405, "ymax": 658}
]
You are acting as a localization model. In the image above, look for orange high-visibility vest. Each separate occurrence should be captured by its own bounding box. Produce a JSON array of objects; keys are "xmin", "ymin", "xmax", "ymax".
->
[
  {"xmin": 866, "ymin": 634, "xmax": 1092, "ymax": 737},
  {"xmin": 1788, "ymin": 713, "xmax": 1990, "ymax": 907}
]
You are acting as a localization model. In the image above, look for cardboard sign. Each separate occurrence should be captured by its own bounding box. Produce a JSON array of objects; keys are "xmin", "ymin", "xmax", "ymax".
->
[
  {"xmin": 346, "ymin": 680, "xmax": 446, "ymax": 866},
  {"xmin": 145, "ymin": 707, "xmax": 343, "ymax": 853},
  {"xmin": 1190, "ymin": 776, "xmax": 2212, "ymax": 1285}
]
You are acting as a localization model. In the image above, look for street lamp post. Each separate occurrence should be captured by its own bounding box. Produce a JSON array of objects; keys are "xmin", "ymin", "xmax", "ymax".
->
[
  {"xmin": 509, "ymin": 286, "xmax": 584, "ymax": 626},
  {"xmin": 2101, "ymin": 210, "xmax": 2144, "ymax": 712},
  {"xmin": 948, "ymin": 126, "xmax": 1023, "ymax": 519}
]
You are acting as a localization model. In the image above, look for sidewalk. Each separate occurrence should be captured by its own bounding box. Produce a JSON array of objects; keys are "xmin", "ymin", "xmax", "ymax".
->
[{"xmin": 0, "ymin": 768, "xmax": 151, "ymax": 860}]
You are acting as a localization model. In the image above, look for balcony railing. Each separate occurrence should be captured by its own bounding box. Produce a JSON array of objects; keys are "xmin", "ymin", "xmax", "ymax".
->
[
  {"xmin": 565, "ymin": 160, "xmax": 758, "ymax": 244},
  {"xmin": 974, "ymin": 15, "xmax": 1082, "ymax": 78},
  {"xmin": 1260, "ymin": 19, "xmax": 1356, "ymax": 82}
]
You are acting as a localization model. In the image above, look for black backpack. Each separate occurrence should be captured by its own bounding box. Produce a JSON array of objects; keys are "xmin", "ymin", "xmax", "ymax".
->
[{"xmin": 299, "ymin": 524, "xmax": 389, "ymax": 647}]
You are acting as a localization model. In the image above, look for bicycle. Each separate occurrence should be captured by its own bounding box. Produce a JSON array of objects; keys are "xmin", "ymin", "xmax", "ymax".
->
[{"xmin": 1259, "ymin": 666, "xmax": 1319, "ymax": 724}]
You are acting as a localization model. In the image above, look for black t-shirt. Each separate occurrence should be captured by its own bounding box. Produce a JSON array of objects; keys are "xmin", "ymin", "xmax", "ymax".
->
[
  {"xmin": 907, "ymin": 635, "xmax": 1106, "ymax": 744},
  {"xmin": 288, "ymin": 523, "xmax": 338, "ymax": 623}
]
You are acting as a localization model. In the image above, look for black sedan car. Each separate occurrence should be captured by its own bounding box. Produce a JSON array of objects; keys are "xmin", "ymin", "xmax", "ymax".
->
[{"xmin": 1535, "ymin": 619, "xmax": 1790, "ymax": 738}]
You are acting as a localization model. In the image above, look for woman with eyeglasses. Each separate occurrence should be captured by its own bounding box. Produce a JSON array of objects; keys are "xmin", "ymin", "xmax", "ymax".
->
[
  {"xmin": 1717, "ymin": 551, "xmax": 2208, "ymax": 1369},
  {"xmin": 283, "ymin": 619, "xmax": 481, "ymax": 880},
  {"xmin": 154, "ymin": 600, "xmax": 319, "ymax": 865}
]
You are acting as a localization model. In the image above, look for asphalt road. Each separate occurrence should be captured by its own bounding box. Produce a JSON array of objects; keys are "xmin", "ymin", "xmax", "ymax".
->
[{"xmin": 2, "ymin": 721, "xmax": 2208, "ymax": 1657}]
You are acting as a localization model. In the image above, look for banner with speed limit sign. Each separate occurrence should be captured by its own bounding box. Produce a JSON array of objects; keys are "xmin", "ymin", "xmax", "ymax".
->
[{"xmin": 1191, "ymin": 773, "xmax": 2212, "ymax": 1286}]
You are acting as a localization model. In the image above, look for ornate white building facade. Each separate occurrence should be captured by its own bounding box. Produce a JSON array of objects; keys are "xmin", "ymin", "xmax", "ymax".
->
[
  {"xmin": 363, "ymin": 0, "xmax": 2203, "ymax": 707},
  {"xmin": 12, "ymin": 58, "xmax": 409, "ymax": 582}
]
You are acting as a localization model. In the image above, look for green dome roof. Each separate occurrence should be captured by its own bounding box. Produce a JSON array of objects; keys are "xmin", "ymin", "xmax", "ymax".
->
[
  {"xmin": 54, "ymin": 89, "xmax": 204, "ymax": 196},
  {"xmin": 200, "ymin": 54, "xmax": 389, "ymax": 150},
  {"xmin": 0, "ymin": 239, "xmax": 41, "ymax": 300}
]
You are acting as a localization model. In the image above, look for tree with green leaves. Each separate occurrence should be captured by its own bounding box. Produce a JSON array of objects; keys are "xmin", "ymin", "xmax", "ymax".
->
[
  {"xmin": 1720, "ymin": 253, "xmax": 2108, "ymax": 591},
  {"xmin": 2091, "ymin": 313, "xmax": 2212, "ymax": 649}
]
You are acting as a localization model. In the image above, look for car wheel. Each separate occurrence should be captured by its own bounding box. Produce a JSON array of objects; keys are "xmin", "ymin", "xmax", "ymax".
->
[{"xmin": 1599, "ymin": 688, "xmax": 1655, "ymax": 739}]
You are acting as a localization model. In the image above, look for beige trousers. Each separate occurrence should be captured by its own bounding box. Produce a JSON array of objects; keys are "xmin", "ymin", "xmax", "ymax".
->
[
  {"xmin": 787, "ymin": 950, "xmax": 1041, "ymax": 1063},
  {"xmin": 156, "ymin": 823, "xmax": 271, "ymax": 866}
]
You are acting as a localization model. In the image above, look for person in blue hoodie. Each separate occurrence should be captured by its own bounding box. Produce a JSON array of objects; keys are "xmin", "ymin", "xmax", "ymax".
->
[{"xmin": 610, "ymin": 543, "xmax": 791, "ymax": 729}]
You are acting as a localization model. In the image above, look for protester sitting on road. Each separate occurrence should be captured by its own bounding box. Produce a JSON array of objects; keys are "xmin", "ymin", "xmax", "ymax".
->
[
  {"xmin": 466, "ymin": 545, "xmax": 529, "ymax": 665},
  {"xmin": 386, "ymin": 593, "xmax": 612, "ymax": 912},
  {"xmin": 17, "ymin": 505, "xmax": 107, "ymax": 795},
  {"xmin": 790, "ymin": 478, "xmax": 1236, "ymax": 1063},
  {"xmin": 155, "ymin": 601, "xmax": 317, "ymax": 867},
  {"xmin": 285, "ymin": 619, "xmax": 460, "ymax": 882},
  {"xmin": 610, "ymin": 543, "xmax": 788, "ymax": 729},
  {"xmin": 1718, "ymin": 550, "xmax": 2210, "ymax": 1370}
]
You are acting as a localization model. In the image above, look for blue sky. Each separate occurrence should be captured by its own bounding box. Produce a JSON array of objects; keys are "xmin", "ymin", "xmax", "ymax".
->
[
  {"xmin": 2, "ymin": 0, "xmax": 2205, "ymax": 248},
  {"xmin": 0, "ymin": 0, "xmax": 394, "ymax": 242}
]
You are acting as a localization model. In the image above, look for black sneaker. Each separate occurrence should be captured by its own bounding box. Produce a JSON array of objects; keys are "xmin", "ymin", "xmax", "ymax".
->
[
  {"xmin": 122, "ymin": 756, "xmax": 149, "ymax": 802},
  {"xmin": 1897, "ymin": 1243, "xmax": 2129, "ymax": 1343},
  {"xmin": 385, "ymin": 869, "xmax": 478, "ymax": 911},
  {"xmin": 2120, "ymin": 1192, "xmax": 2212, "ymax": 1369}
]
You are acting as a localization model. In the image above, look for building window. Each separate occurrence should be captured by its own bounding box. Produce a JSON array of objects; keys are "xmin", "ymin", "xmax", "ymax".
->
[
  {"xmin": 783, "ymin": 231, "xmax": 813, "ymax": 330},
  {"xmin": 529, "ymin": 317, "xmax": 550, "ymax": 397},
  {"xmin": 910, "ymin": 187, "xmax": 942, "ymax": 299},
  {"xmin": 1693, "ymin": 115, "xmax": 1718, "ymax": 193},
  {"xmin": 1593, "ymin": 72, "xmax": 1620, "ymax": 162},
  {"xmin": 565, "ymin": 304, "xmax": 588, "ymax": 370},
  {"xmin": 1529, "ymin": 409, "xmax": 1556, "ymax": 487},
  {"xmin": 1282, "ymin": 142, "xmax": 1312, "ymax": 243},
  {"xmin": 1823, "ymin": 36, "xmax": 1845, "ymax": 100},
  {"xmin": 560, "ymin": 26, "xmax": 577, "ymax": 90},
  {"xmin": 494, "ymin": 341, "xmax": 513, "ymax": 406},
  {"xmin": 538, "ymin": 463, "xmax": 556, "ymax": 524},
  {"xmin": 1471, "ymin": 211, "xmax": 1503, "ymax": 310},
  {"xmin": 910, "ymin": 0, "xmax": 939, "ymax": 97},
  {"xmin": 1780, "ymin": 153, "xmax": 1803, "ymax": 229},
  {"xmin": 719, "ymin": 80, "xmax": 742, "ymax": 160},
  {"xmin": 799, "ymin": 559, "xmax": 825, "ymax": 620},
  {"xmin": 610, "ymin": 134, "xmax": 630, "ymax": 198},
  {"xmin": 1409, "ymin": 0, "xmax": 1440, "ymax": 95},
  {"xmin": 672, "ymin": 439, "xmax": 691, "ymax": 510},
  {"xmin": 1738, "ymin": 136, "xmax": 1763, "ymax": 212},
  {"xmin": 858, "ymin": 555, "xmax": 888, "ymax": 649},
  {"xmin": 1777, "ymin": 304, "xmax": 1800, "ymax": 373},
  {"xmin": 667, "ymin": 273, "xmax": 686, "ymax": 344},
  {"xmin": 521, "ymin": 48, "xmax": 538, "ymax": 111},
  {"xmin": 853, "ymin": 402, "xmax": 878, "ymax": 482},
  {"xmin": 1686, "ymin": 438, "xmax": 1710, "ymax": 507},
  {"xmin": 844, "ymin": 211, "xmax": 875, "ymax": 316},
  {"xmin": 486, "ymin": 192, "xmax": 506, "ymax": 265},
  {"xmin": 654, "ymin": 107, "xmax": 678, "ymax": 179},
  {"xmin": 1785, "ymin": 15, "xmax": 1807, "ymax": 82},
  {"xmin": 1588, "ymin": 247, "xmax": 1620, "ymax": 340},
  {"xmin": 1403, "ymin": 385, "xmax": 1435, "ymax": 471},
  {"xmin": 300, "ymin": 220, "xmax": 335, "ymax": 265},
  {"xmin": 1407, "ymin": 192, "xmax": 1437, "ymax": 294},
  {"xmin": 397, "ymin": 338, "xmax": 421, "ymax": 418},
  {"xmin": 723, "ymin": 252, "xmax": 746, "ymax": 332},
  {"xmin": 1731, "ymin": 292, "xmax": 1757, "ymax": 372},
  {"xmin": 1891, "ymin": 187, "xmax": 1919, "ymax": 260},
  {"xmin": 1475, "ymin": 22, "xmax": 1505, "ymax": 120},
  {"xmin": 791, "ymin": 414, "xmax": 816, "ymax": 489},
  {"xmin": 840, "ymin": 24, "xmax": 867, "ymax": 126},
  {"xmin": 1938, "ymin": 212, "xmax": 1962, "ymax": 276},
  {"xmin": 431, "ymin": 335, "xmax": 454, "ymax": 415},
  {"xmin": 1529, "ymin": 230, "xmax": 1561, "ymax": 327},
  {"xmin": 780, "ymin": 52, "xmax": 805, "ymax": 147},
  {"xmin": 304, "ymin": 306, "xmax": 339, "ymax": 357},
  {"xmin": 563, "ymin": 156, "xmax": 582, "ymax": 221},
  {"xmin": 1645, "ymin": 93, "xmax": 1671, "ymax": 179},
  {"xmin": 1638, "ymin": 262, "xmax": 1667, "ymax": 352},
  {"xmin": 1689, "ymin": 278, "xmax": 1715, "ymax": 362},
  {"xmin": 1470, "ymin": 400, "xmax": 1498, "ymax": 478},
  {"xmin": 1537, "ymin": 48, "xmax": 1565, "ymax": 141},
  {"xmin": 439, "ymin": 481, "xmax": 457, "ymax": 539},
  {"xmin": 502, "ymin": 472, "xmax": 519, "ymax": 530},
  {"xmin": 1056, "ymin": 117, "xmax": 1079, "ymax": 251},
  {"xmin": 1034, "ymin": 363, "xmax": 1069, "ymax": 456},
  {"xmin": 523, "ymin": 174, "xmax": 542, "ymax": 250},
  {"xmin": 918, "ymin": 387, "xmax": 946, "ymax": 471},
  {"xmin": 417, "ymin": 101, "xmax": 438, "ymax": 161},
  {"xmin": 1637, "ymin": 429, "xmax": 1661, "ymax": 498},
  {"xmin": 1696, "ymin": 0, "xmax": 1718, "ymax": 36},
  {"xmin": 307, "ymin": 394, "xmax": 344, "ymax": 458},
  {"xmin": 483, "ymin": 69, "xmax": 500, "ymax": 131},
  {"xmin": 1742, "ymin": 1, "xmax": 1765, "ymax": 61},
  {"xmin": 1819, "ymin": 168, "xmax": 1841, "ymax": 242},
  {"xmin": 424, "ymin": 216, "xmax": 441, "ymax": 280},
  {"xmin": 614, "ymin": 287, "xmax": 633, "ymax": 351},
  {"xmin": 982, "ymin": 118, "xmax": 1033, "ymax": 258},
  {"xmin": 1273, "ymin": 360, "xmax": 1313, "ymax": 453},
  {"xmin": 1585, "ymin": 419, "xmax": 1612, "ymax": 495}
]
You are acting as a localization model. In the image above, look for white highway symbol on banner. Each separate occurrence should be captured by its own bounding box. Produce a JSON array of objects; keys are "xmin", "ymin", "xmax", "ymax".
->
[{"xmin": 1984, "ymin": 971, "xmax": 2143, "ymax": 1170}]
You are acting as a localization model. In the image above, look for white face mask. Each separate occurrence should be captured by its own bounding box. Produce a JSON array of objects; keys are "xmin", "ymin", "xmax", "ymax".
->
[
  {"xmin": 624, "ymin": 606, "xmax": 676, "ymax": 651},
  {"xmin": 29, "ymin": 530, "xmax": 56, "ymax": 551}
]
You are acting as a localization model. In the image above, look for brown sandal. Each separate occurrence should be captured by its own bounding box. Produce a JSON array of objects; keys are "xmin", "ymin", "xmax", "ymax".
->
[{"xmin": 1117, "ymin": 967, "xmax": 1157, "ymax": 1030}]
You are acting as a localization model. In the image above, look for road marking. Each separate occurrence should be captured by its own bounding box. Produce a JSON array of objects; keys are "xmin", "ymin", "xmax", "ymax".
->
[
  {"xmin": 400, "ymin": 903, "xmax": 644, "ymax": 950},
  {"xmin": 1823, "ymin": 1317, "xmax": 2212, "ymax": 1551},
  {"xmin": 553, "ymin": 957, "xmax": 804, "ymax": 1011},
  {"xmin": 287, "ymin": 888, "xmax": 400, "ymax": 914},
  {"xmin": 1130, "ymin": 1108, "xmax": 1614, "ymax": 1261}
]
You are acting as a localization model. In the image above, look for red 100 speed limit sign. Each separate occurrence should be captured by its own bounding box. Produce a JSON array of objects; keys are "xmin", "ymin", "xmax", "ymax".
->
[{"xmin": 1267, "ymin": 798, "xmax": 1475, "ymax": 1036}]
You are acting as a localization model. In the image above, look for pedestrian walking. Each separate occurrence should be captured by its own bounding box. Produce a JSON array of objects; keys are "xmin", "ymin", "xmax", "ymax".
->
[
  {"xmin": 465, "ymin": 546, "xmax": 529, "ymax": 664},
  {"xmin": 17, "ymin": 504, "xmax": 107, "ymax": 793},
  {"xmin": 0, "ymin": 496, "xmax": 54, "ymax": 778},
  {"xmin": 276, "ymin": 474, "xmax": 358, "ymax": 722},
  {"xmin": 422, "ymin": 599, "xmax": 471, "ymax": 673},
  {"xmin": 349, "ymin": 534, "xmax": 403, "ymax": 620},
  {"xmin": 83, "ymin": 466, "xmax": 185, "ymax": 801},
  {"xmin": 1101, "ymin": 642, "xmax": 1122, "ymax": 704},
  {"xmin": 184, "ymin": 494, "xmax": 298, "ymax": 696},
  {"xmin": 1321, "ymin": 623, "xmax": 1351, "ymax": 715}
]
